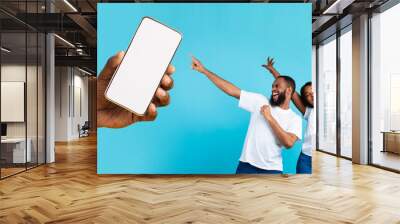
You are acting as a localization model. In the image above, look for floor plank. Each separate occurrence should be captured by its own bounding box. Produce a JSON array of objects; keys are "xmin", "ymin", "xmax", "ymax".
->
[{"xmin": 1, "ymin": 135, "xmax": 400, "ymax": 224}]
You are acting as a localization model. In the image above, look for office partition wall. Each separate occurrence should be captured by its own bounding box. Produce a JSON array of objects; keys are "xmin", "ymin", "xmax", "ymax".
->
[
  {"xmin": 0, "ymin": 31, "xmax": 28, "ymax": 177},
  {"xmin": 0, "ymin": 0, "xmax": 47, "ymax": 179}
]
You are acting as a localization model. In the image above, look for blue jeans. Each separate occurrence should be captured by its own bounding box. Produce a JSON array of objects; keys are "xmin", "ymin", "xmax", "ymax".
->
[
  {"xmin": 296, "ymin": 152, "xmax": 312, "ymax": 174},
  {"xmin": 236, "ymin": 161, "xmax": 282, "ymax": 174}
]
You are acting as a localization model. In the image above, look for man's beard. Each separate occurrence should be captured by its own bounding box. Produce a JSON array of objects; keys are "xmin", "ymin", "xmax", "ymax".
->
[{"xmin": 270, "ymin": 91, "xmax": 286, "ymax": 106}]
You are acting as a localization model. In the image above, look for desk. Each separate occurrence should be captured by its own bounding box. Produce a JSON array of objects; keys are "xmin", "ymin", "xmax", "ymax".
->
[
  {"xmin": 1, "ymin": 138, "xmax": 31, "ymax": 163},
  {"xmin": 381, "ymin": 131, "xmax": 400, "ymax": 155}
]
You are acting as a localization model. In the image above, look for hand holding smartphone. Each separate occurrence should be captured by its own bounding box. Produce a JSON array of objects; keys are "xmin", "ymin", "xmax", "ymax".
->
[{"xmin": 105, "ymin": 17, "xmax": 182, "ymax": 116}]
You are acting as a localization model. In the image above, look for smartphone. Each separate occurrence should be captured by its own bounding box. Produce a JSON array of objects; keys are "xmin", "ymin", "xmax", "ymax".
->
[{"xmin": 105, "ymin": 17, "xmax": 182, "ymax": 116}]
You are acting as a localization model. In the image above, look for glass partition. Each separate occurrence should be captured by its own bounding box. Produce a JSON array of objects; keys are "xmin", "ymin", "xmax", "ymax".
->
[
  {"xmin": 317, "ymin": 35, "xmax": 337, "ymax": 155},
  {"xmin": 0, "ymin": 1, "xmax": 46, "ymax": 179},
  {"xmin": 370, "ymin": 3, "xmax": 400, "ymax": 171},
  {"xmin": 1, "ymin": 30, "xmax": 28, "ymax": 178},
  {"xmin": 339, "ymin": 27, "xmax": 352, "ymax": 158}
]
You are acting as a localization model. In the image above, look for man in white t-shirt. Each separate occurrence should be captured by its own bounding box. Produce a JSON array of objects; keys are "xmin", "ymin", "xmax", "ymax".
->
[
  {"xmin": 191, "ymin": 56, "xmax": 302, "ymax": 174},
  {"xmin": 263, "ymin": 57, "xmax": 315, "ymax": 174}
]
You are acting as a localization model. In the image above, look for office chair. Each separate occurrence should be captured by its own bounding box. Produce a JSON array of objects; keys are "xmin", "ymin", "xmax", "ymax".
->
[{"xmin": 78, "ymin": 121, "xmax": 90, "ymax": 138}]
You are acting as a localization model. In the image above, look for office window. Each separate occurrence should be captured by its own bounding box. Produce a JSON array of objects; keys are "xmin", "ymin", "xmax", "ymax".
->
[
  {"xmin": 371, "ymin": 2, "xmax": 400, "ymax": 171},
  {"xmin": 317, "ymin": 35, "xmax": 337, "ymax": 154},
  {"xmin": 339, "ymin": 28, "xmax": 352, "ymax": 158}
]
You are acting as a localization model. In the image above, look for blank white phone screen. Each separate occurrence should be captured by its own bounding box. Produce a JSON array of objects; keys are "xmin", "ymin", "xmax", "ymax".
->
[{"xmin": 105, "ymin": 17, "xmax": 182, "ymax": 115}]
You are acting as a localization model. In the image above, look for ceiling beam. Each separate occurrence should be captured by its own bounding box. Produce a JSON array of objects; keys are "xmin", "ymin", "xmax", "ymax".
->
[
  {"xmin": 323, "ymin": 0, "xmax": 356, "ymax": 14},
  {"xmin": 67, "ymin": 13, "xmax": 97, "ymax": 39},
  {"xmin": 55, "ymin": 55, "xmax": 96, "ymax": 72}
]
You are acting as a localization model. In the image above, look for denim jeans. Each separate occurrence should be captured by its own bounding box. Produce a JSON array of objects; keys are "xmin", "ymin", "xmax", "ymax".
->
[
  {"xmin": 296, "ymin": 152, "xmax": 312, "ymax": 174},
  {"xmin": 235, "ymin": 161, "xmax": 282, "ymax": 174}
]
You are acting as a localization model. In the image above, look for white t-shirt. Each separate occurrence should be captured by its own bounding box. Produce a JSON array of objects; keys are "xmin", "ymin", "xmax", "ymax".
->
[
  {"xmin": 302, "ymin": 107, "xmax": 316, "ymax": 157},
  {"xmin": 238, "ymin": 90, "xmax": 302, "ymax": 171}
]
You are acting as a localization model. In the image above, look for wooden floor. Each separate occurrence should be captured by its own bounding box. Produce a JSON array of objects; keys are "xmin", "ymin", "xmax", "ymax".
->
[
  {"xmin": 0, "ymin": 167, "xmax": 26, "ymax": 178},
  {"xmin": 1, "ymin": 135, "xmax": 400, "ymax": 224}
]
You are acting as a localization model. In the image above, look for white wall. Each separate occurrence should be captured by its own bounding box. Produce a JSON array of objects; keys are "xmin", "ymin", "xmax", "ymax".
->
[
  {"xmin": 55, "ymin": 67, "xmax": 69, "ymax": 141},
  {"xmin": 1, "ymin": 65, "xmax": 42, "ymax": 137},
  {"xmin": 72, "ymin": 73, "xmax": 89, "ymax": 138},
  {"xmin": 1, "ymin": 63, "xmax": 46, "ymax": 164},
  {"xmin": 54, "ymin": 67, "xmax": 89, "ymax": 141}
]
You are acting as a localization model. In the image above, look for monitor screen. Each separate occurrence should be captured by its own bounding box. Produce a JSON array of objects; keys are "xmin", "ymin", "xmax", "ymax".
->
[{"xmin": 1, "ymin": 123, "xmax": 7, "ymax": 137}]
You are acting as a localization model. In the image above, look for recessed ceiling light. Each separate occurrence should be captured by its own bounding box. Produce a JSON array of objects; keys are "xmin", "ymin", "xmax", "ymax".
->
[
  {"xmin": 54, "ymin": 34, "xmax": 75, "ymax": 48},
  {"xmin": 63, "ymin": 0, "xmax": 78, "ymax": 12},
  {"xmin": 77, "ymin": 67, "xmax": 93, "ymax": 76},
  {"xmin": 1, "ymin": 47, "xmax": 11, "ymax": 53},
  {"xmin": 322, "ymin": 0, "xmax": 354, "ymax": 15}
]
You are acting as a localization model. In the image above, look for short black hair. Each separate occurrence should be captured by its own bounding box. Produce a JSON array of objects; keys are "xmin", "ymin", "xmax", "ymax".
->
[
  {"xmin": 300, "ymin": 81, "xmax": 313, "ymax": 107},
  {"xmin": 278, "ymin": 76, "xmax": 296, "ymax": 96}
]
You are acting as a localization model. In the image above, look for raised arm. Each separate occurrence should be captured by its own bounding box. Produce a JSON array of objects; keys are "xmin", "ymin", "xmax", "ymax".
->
[
  {"xmin": 191, "ymin": 56, "xmax": 241, "ymax": 99},
  {"xmin": 262, "ymin": 57, "xmax": 306, "ymax": 115}
]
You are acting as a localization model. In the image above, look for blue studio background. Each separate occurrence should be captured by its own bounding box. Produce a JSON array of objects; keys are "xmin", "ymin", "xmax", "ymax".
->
[{"xmin": 97, "ymin": 3, "xmax": 311, "ymax": 174}]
